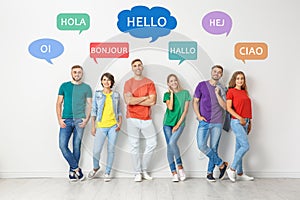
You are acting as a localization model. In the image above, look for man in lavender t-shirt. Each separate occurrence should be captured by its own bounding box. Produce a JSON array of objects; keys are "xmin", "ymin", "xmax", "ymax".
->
[{"xmin": 193, "ymin": 65, "xmax": 228, "ymax": 182}]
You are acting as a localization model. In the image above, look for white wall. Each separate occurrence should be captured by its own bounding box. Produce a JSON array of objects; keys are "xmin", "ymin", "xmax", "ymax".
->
[{"xmin": 1, "ymin": 0, "xmax": 300, "ymax": 178}]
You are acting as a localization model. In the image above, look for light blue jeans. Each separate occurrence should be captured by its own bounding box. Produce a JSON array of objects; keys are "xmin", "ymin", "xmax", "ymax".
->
[
  {"xmin": 93, "ymin": 124, "xmax": 118, "ymax": 175},
  {"xmin": 230, "ymin": 118, "xmax": 250, "ymax": 174},
  {"xmin": 59, "ymin": 118, "xmax": 84, "ymax": 171},
  {"xmin": 197, "ymin": 120, "xmax": 223, "ymax": 174},
  {"xmin": 163, "ymin": 125, "xmax": 184, "ymax": 172},
  {"xmin": 127, "ymin": 118, "xmax": 157, "ymax": 173}
]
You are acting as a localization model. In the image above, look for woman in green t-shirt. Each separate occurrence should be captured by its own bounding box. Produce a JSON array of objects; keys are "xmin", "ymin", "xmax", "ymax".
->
[{"xmin": 163, "ymin": 74, "xmax": 191, "ymax": 182}]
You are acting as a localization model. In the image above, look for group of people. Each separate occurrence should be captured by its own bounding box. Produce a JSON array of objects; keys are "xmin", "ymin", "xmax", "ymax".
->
[{"xmin": 56, "ymin": 59, "xmax": 254, "ymax": 183}]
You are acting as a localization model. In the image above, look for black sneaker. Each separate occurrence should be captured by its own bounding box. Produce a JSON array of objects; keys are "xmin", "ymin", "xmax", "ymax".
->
[
  {"xmin": 69, "ymin": 171, "xmax": 77, "ymax": 182},
  {"xmin": 206, "ymin": 173, "xmax": 216, "ymax": 182},
  {"xmin": 219, "ymin": 162, "xmax": 228, "ymax": 180},
  {"xmin": 75, "ymin": 168, "xmax": 85, "ymax": 181}
]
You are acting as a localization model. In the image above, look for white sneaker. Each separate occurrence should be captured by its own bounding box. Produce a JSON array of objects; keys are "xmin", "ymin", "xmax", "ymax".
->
[
  {"xmin": 88, "ymin": 168, "xmax": 100, "ymax": 179},
  {"xmin": 134, "ymin": 173, "xmax": 142, "ymax": 182},
  {"xmin": 178, "ymin": 169, "xmax": 186, "ymax": 181},
  {"xmin": 172, "ymin": 174, "xmax": 179, "ymax": 182},
  {"xmin": 103, "ymin": 174, "xmax": 111, "ymax": 182},
  {"xmin": 237, "ymin": 174, "xmax": 254, "ymax": 181},
  {"xmin": 142, "ymin": 172, "xmax": 153, "ymax": 180},
  {"xmin": 226, "ymin": 168, "xmax": 236, "ymax": 182}
]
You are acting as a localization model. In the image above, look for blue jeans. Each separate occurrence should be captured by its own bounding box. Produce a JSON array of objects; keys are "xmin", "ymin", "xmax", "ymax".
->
[
  {"xmin": 163, "ymin": 125, "xmax": 184, "ymax": 172},
  {"xmin": 59, "ymin": 118, "xmax": 84, "ymax": 171},
  {"xmin": 230, "ymin": 118, "xmax": 250, "ymax": 174},
  {"xmin": 196, "ymin": 120, "xmax": 223, "ymax": 174},
  {"xmin": 93, "ymin": 124, "xmax": 118, "ymax": 175}
]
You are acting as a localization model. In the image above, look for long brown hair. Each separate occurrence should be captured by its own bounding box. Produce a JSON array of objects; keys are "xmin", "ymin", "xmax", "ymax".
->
[{"xmin": 228, "ymin": 71, "xmax": 248, "ymax": 93}]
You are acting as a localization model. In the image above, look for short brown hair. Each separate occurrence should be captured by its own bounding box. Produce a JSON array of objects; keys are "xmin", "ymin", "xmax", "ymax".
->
[
  {"xmin": 101, "ymin": 72, "xmax": 115, "ymax": 88},
  {"xmin": 71, "ymin": 65, "xmax": 83, "ymax": 71},
  {"xmin": 211, "ymin": 65, "xmax": 223, "ymax": 72},
  {"xmin": 131, "ymin": 59, "xmax": 143, "ymax": 66}
]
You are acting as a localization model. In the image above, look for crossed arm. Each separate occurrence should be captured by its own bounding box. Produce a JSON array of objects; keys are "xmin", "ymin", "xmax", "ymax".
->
[{"xmin": 123, "ymin": 92, "xmax": 156, "ymax": 106}]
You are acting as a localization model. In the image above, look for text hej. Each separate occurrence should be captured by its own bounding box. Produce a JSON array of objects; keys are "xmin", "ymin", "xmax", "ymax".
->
[{"xmin": 209, "ymin": 19, "xmax": 225, "ymax": 26}]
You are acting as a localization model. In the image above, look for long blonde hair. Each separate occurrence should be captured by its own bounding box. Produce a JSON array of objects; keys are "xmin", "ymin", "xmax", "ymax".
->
[{"xmin": 167, "ymin": 74, "xmax": 183, "ymax": 92}]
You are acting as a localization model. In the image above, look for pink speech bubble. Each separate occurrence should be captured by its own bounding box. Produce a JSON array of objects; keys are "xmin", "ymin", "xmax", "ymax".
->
[{"xmin": 90, "ymin": 42, "xmax": 129, "ymax": 63}]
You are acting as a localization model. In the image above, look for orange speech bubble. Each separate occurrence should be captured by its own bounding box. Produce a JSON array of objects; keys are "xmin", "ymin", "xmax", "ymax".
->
[{"xmin": 235, "ymin": 42, "xmax": 268, "ymax": 63}]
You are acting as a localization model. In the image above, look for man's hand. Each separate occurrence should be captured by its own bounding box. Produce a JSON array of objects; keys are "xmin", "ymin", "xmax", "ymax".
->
[{"xmin": 58, "ymin": 119, "xmax": 66, "ymax": 128}]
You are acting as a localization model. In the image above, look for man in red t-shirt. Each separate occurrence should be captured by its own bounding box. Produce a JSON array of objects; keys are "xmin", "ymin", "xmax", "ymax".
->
[{"xmin": 123, "ymin": 59, "xmax": 157, "ymax": 182}]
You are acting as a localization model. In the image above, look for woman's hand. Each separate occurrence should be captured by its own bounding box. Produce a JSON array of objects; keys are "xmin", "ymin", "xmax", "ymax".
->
[
  {"xmin": 91, "ymin": 126, "xmax": 96, "ymax": 136},
  {"xmin": 115, "ymin": 122, "xmax": 121, "ymax": 132},
  {"xmin": 239, "ymin": 117, "xmax": 246, "ymax": 126}
]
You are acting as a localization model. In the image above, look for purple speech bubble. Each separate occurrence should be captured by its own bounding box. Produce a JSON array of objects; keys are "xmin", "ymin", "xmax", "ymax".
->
[{"xmin": 202, "ymin": 11, "xmax": 232, "ymax": 36}]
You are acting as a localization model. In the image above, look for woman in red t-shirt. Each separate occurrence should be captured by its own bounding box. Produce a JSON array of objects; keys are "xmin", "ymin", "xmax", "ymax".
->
[{"xmin": 226, "ymin": 71, "xmax": 254, "ymax": 182}]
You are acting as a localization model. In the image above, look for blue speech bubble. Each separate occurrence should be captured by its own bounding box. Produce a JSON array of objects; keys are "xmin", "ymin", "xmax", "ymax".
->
[
  {"xmin": 169, "ymin": 41, "xmax": 197, "ymax": 65},
  {"xmin": 28, "ymin": 39, "xmax": 64, "ymax": 64},
  {"xmin": 117, "ymin": 6, "xmax": 177, "ymax": 42}
]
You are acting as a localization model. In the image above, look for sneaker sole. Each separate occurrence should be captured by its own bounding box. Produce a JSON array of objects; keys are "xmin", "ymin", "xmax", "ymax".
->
[{"xmin": 206, "ymin": 179, "xmax": 216, "ymax": 182}]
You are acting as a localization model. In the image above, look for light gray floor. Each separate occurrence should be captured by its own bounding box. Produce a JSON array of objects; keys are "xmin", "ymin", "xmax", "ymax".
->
[{"xmin": 0, "ymin": 178, "xmax": 299, "ymax": 200}]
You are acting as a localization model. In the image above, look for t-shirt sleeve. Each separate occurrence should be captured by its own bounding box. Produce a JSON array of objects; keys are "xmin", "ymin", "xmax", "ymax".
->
[
  {"xmin": 163, "ymin": 92, "xmax": 170, "ymax": 103},
  {"xmin": 58, "ymin": 84, "xmax": 64, "ymax": 95},
  {"xmin": 226, "ymin": 89, "xmax": 234, "ymax": 100},
  {"xmin": 86, "ymin": 85, "xmax": 92, "ymax": 98},
  {"xmin": 123, "ymin": 80, "xmax": 131, "ymax": 94},
  {"xmin": 193, "ymin": 83, "xmax": 201, "ymax": 98},
  {"xmin": 148, "ymin": 82, "xmax": 156, "ymax": 95},
  {"xmin": 185, "ymin": 90, "xmax": 191, "ymax": 101}
]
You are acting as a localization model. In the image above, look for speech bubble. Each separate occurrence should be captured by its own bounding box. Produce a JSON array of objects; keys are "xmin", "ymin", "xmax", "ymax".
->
[
  {"xmin": 117, "ymin": 6, "xmax": 177, "ymax": 42},
  {"xmin": 90, "ymin": 42, "xmax": 129, "ymax": 64},
  {"xmin": 28, "ymin": 38, "xmax": 64, "ymax": 64},
  {"xmin": 169, "ymin": 41, "xmax": 197, "ymax": 65},
  {"xmin": 57, "ymin": 13, "xmax": 90, "ymax": 34},
  {"xmin": 235, "ymin": 42, "xmax": 268, "ymax": 63},
  {"xmin": 202, "ymin": 11, "xmax": 232, "ymax": 36}
]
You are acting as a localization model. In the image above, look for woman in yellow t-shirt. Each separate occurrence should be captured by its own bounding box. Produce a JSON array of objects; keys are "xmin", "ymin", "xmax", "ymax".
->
[{"xmin": 88, "ymin": 73, "xmax": 122, "ymax": 182}]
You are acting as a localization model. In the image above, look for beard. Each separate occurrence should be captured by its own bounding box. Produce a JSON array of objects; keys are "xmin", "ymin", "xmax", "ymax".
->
[
  {"xmin": 212, "ymin": 76, "xmax": 220, "ymax": 81},
  {"xmin": 72, "ymin": 76, "xmax": 82, "ymax": 82}
]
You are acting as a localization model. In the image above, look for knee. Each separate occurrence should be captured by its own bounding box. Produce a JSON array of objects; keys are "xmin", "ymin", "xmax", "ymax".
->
[
  {"xmin": 241, "ymin": 143, "xmax": 250, "ymax": 153},
  {"xmin": 147, "ymin": 139, "xmax": 157, "ymax": 151},
  {"xmin": 108, "ymin": 146, "xmax": 115, "ymax": 154},
  {"xmin": 197, "ymin": 143, "xmax": 207, "ymax": 153},
  {"xmin": 168, "ymin": 140, "xmax": 177, "ymax": 150},
  {"xmin": 59, "ymin": 141, "xmax": 67, "ymax": 152}
]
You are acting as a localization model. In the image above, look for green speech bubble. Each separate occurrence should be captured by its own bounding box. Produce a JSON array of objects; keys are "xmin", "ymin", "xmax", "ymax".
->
[
  {"xmin": 169, "ymin": 41, "xmax": 197, "ymax": 65},
  {"xmin": 57, "ymin": 13, "xmax": 90, "ymax": 34}
]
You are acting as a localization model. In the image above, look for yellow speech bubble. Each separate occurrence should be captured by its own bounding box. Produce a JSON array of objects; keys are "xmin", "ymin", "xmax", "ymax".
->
[{"xmin": 235, "ymin": 42, "xmax": 268, "ymax": 63}]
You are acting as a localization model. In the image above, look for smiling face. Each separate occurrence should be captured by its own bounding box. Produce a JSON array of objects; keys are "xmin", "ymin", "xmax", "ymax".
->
[
  {"xmin": 167, "ymin": 75, "xmax": 179, "ymax": 91},
  {"xmin": 101, "ymin": 75, "xmax": 112, "ymax": 89},
  {"xmin": 71, "ymin": 68, "xmax": 83, "ymax": 82},
  {"xmin": 235, "ymin": 73, "xmax": 245, "ymax": 89},
  {"xmin": 211, "ymin": 67, "xmax": 223, "ymax": 81},
  {"xmin": 131, "ymin": 60, "xmax": 144, "ymax": 77}
]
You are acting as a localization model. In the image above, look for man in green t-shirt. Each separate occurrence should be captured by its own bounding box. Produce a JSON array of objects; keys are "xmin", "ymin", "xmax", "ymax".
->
[{"xmin": 56, "ymin": 65, "xmax": 92, "ymax": 181}]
